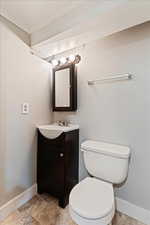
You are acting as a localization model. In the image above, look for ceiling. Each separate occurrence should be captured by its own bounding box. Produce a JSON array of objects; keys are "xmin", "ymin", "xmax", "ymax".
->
[
  {"xmin": 0, "ymin": 0, "xmax": 103, "ymax": 33},
  {"xmin": 1, "ymin": 0, "xmax": 150, "ymax": 57}
]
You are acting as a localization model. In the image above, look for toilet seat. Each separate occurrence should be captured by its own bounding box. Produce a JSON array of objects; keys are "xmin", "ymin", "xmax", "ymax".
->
[{"xmin": 69, "ymin": 177, "xmax": 115, "ymax": 225}]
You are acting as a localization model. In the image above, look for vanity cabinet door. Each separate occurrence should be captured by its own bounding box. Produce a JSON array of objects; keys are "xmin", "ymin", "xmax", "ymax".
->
[
  {"xmin": 37, "ymin": 132, "xmax": 65, "ymax": 197},
  {"xmin": 37, "ymin": 129, "xmax": 79, "ymax": 208},
  {"xmin": 47, "ymin": 148, "xmax": 65, "ymax": 196}
]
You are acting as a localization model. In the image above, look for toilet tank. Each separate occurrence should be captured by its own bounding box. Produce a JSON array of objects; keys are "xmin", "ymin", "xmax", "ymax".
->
[{"xmin": 81, "ymin": 140, "xmax": 131, "ymax": 184}]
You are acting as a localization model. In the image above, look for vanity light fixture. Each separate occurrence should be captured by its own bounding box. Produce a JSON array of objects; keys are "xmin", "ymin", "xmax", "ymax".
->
[
  {"xmin": 68, "ymin": 54, "xmax": 75, "ymax": 62},
  {"xmin": 60, "ymin": 57, "xmax": 67, "ymax": 64},
  {"xmin": 50, "ymin": 55, "xmax": 81, "ymax": 67},
  {"xmin": 52, "ymin": 59, "xmax": 59, "ymax": 66}
]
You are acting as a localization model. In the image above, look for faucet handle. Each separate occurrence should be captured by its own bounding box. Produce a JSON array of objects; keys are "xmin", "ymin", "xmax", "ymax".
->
[
  {"xmin": 57, "ymin": 120, "xmax": 69, "ymax": 127},
  {"xmin": 63, "ymin": 120, "xmax": 69, "ymax": 126}
]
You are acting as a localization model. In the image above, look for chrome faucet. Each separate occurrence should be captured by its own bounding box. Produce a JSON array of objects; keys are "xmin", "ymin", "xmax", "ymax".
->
[{"xmin": 58, "ymin": 120, "xmax": 69, "ymax": 127}]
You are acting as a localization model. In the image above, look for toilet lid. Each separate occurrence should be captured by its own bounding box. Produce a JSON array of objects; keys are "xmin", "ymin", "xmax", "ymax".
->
[{"xmin": 69, "ymin": 177, "xmax": 114, "ymax": 220}]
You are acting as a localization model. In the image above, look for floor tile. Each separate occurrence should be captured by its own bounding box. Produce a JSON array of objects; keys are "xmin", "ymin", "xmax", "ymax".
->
[
  {"xmin": 1, "ymin": 195, "xmax": 146, "ymax": 225},
  {"xmin": 0, "ymin": 210, "xmax": 21, "ymax": 225}
]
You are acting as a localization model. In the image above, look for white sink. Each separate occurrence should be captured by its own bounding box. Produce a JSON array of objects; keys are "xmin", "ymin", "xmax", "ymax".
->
[{"xmin": 37, "ymin": 123, "xmax": 79, "ymax": 139}]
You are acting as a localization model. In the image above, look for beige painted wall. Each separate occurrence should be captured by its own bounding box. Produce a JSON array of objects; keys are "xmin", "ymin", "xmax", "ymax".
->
[
  {"xmin": 53, "ymin": 22, "xmax": 150, "ymax": 211},
  {"xmin": 0, "ymin": 21, "xmax": 51, "ymax": 207}
]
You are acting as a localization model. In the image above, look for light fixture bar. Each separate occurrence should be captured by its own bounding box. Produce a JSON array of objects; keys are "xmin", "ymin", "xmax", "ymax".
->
[{"xmin": 51, "ymin": 55, "xmax": 81, "ymax": 67}]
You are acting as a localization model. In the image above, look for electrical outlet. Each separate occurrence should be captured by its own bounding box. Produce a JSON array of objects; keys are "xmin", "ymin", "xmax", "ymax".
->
[{"xmin": 21, "ymin": 103, "xmax": 29, "ymax": 114}]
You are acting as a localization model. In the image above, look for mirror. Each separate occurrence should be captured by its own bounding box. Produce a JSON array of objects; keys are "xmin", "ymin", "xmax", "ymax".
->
[
  {"xmin": 55, "ymin": 68, "xmax": 70, "ymax": 107},
  {"xmin": 52, "ymin": 64, "xmax": 77, "ymax": 111}
]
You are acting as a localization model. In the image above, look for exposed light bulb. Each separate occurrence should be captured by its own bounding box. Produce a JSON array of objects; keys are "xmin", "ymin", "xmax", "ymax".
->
[
  {"xmin": 69, "ymin": 54, "xmax": 75, "ymax": 62},
  {"xmin": 52, "ymin": 59, "xmax": 58, "ymax": 66},
  {"xmin": 60, "ymin": 57, "xmax": 67, "ymax": 64}
]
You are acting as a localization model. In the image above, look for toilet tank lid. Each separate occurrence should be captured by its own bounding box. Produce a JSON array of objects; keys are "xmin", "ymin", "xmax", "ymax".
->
[{"xmin": 81, "ymin": 140, "xmax": 131, "ymax": 159}]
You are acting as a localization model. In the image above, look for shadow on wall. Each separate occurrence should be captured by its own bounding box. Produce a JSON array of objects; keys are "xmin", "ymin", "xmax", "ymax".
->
[{"xmin": 0, "ymin": 131, "xmax": 37, "ymax": 208}]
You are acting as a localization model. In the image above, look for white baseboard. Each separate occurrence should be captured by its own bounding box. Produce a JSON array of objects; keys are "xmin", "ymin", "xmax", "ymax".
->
[
  {"xmin": 116, "ymin": 197, "xmax": 150, "ymax": 225},
  {"xmin": 0, "ymin": 184, "xmax": 37, "ymax": 222}
]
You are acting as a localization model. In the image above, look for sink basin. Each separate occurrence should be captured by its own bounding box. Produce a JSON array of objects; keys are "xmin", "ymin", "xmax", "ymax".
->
[{"xmin": 37, "ymin": 123, "xmax": 79, "ymax": 139}]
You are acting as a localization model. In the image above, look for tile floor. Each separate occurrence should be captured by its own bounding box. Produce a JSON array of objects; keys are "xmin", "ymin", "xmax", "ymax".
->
[{"xmin": 0, "ymin": 194, "xmax": 145, "ymax": 225}]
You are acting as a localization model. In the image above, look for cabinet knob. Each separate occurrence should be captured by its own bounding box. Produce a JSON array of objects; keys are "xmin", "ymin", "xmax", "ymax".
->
[{"xmin": 60, "ymin": 153, "xmax": 64, "ymax": 157}]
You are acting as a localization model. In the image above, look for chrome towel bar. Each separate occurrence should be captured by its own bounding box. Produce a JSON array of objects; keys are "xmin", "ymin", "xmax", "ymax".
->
[{"xmin": 88, "ymin": 74, "xmax": 134, "ymax": 85}]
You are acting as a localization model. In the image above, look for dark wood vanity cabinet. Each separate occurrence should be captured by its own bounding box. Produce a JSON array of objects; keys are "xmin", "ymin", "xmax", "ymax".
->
[{"xmin": 37, "ymin": 129, "xmax": 79, "ymax": 208}]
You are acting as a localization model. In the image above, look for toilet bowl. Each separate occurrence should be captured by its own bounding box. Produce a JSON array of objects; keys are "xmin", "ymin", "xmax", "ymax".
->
[
  {"xmin": 69, "ymin": 177, "xmax": 115, "ymax": 225},
  {"xmin": 69, "ymin": 140, "xmax": 131, "ymax": 225}
]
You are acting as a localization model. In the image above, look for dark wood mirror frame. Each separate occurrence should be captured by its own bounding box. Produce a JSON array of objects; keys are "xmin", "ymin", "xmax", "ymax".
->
[{"xmin": 52, "ymin": 64, "xmax": 77, "ymax": 111}]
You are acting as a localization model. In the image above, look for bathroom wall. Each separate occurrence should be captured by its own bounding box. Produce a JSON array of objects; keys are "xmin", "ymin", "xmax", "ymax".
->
[
  {"xmin": 53, "ymin": 22, "xmax": 150, "ymax": 211},
  {"xmin": 0, "ymin": 20, "xmax": 51, "ymax": 207},
  {"xmin": 0, "ymin": 15, "xmax": 30, "ymax": 46}
]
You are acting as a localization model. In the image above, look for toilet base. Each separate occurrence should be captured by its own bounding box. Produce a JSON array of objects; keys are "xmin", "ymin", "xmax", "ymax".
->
[{"xmin": 69, "ymin": 205, "xmax": 115, "ymax": 225}]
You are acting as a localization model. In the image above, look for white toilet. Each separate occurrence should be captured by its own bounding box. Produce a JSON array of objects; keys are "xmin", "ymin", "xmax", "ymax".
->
[{"xmin": 69, "ymin": 140, "xmax": 131, "ymax": 225}]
